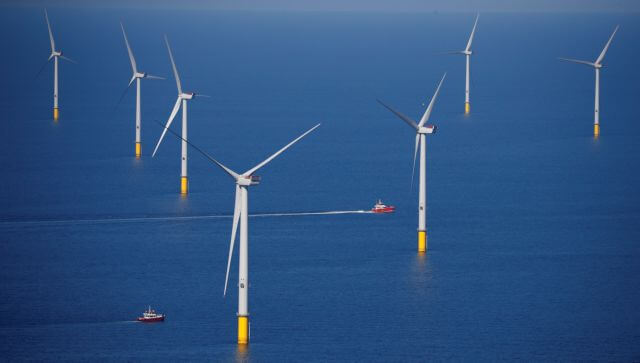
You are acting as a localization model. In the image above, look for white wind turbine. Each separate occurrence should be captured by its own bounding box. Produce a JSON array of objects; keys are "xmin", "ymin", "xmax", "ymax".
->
[
  {"xmin": 152, "ymin": 35, "xmax": 208, "ymax": 194},
  {"xmin": 445, "ymin": 14, "xmax": 478, "ymax": 115},
  {"xmin": 158, "ymin": 122, "xmax": 321, "ymax": 344},
  {"xmin": 44, "ymin": 9, "xmax": 76, "ymax": 121},
  {"xmin": 120, "ymin": 23, "xmax": 164, "ymax": 158},
  {"xmin": 559, "ymin": 25, "xmax": 619, "ymax": 138},
  {"xmin": 377, "ymin": 73, "xmax": 445, "ymax": 253}
]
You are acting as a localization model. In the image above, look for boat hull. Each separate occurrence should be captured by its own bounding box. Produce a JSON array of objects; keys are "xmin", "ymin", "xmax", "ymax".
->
[
  {"xmin": 372, "ymin": 206, "xmax": 395, "ymax": 213},
  {"xmin": 137, "ymin": 316, "xmax": 165, "ymax": 323}
]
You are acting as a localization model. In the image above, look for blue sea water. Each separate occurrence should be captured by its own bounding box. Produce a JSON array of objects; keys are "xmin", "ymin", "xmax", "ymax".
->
[{"xmin": 1, "ymin": 7, "xmax": 640, "ymax": 361}]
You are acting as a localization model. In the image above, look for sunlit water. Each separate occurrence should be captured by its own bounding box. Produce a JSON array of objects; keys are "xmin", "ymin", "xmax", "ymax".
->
[{"xmin": 1, "ymin": 8, "xmax": 639, "ymax": 361}]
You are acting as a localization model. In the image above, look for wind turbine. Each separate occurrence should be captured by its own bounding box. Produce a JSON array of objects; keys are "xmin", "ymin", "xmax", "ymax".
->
[
  {"xmin": 44, "ymin": 9, "xmax": 75, "ymax": 121},
  {"xmin": 120, "ymin": 23, "xmax": 164, "ymax": 158},
  {"xmin": 158, "ymin": 122, "xmax": 320, "ymax": 344},
  {"xmin": 559, "ymin": 25, "xmax": 619, "ymax": 138},
  {"xmin": 377, "ymin": 73, "xmax": 445, "ymax": 253},
  {"xmin": 445, "ymin": 14, "xmax": 478, "ymax": 115},
  {"xmin": 152, "ymin": 35, "xmax": 207, "ymax": 194}
]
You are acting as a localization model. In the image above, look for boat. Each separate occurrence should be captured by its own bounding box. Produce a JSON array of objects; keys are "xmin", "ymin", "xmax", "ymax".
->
[
  {"xmin": 372, "ymin": 199, "xmax": 395, "ymax": 213},
  {"xmin": 137, "ymin": 306, "xmax": 165, "ymax": 322}
]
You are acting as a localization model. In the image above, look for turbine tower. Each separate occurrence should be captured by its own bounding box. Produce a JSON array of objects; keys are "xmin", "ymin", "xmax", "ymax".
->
[
  {"xmin": 44, "ymin": 9, "xmax": 75, "ymax": 121},
  {"xmin": 445, "ymin": 14, "xmax": 478, "ymax": 115},
  {"xmin": 152, "ymin": 35, "xmax": 207, "ymax": 194},
  {"xmin": 120, "ymin": 23, "xmax": 164, "ymax": 158},
  {"xmin": 378, "ymin": 74, "xmax": 445, "ymax": 253},
  {"xmin": 159, "ymin": 122, "xmax": 320, "ymax": 344},
  {"xmin": 559, "ymin": 25, "xmax": 619, "ymax": 138}
]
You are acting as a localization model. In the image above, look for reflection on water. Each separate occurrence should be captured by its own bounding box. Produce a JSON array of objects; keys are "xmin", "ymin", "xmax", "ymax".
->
[
  {"xmin": 235, "ymin": 344, "xmax": 249, "ymax": 362},
  {"xmin": 410, "ymin": 251, "xmax": 433, "ymax": 299}
]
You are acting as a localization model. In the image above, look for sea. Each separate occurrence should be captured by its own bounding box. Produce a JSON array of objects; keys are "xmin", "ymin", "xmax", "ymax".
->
[{"xmin": 1, "ymin": 7, "xmax": 639, "ymax": 361}]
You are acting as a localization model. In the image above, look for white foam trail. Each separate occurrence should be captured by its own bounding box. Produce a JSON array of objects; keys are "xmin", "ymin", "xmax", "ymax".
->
[{"xmin": 0, "ymin": 210, "xmax": 373, "ymax": 227}]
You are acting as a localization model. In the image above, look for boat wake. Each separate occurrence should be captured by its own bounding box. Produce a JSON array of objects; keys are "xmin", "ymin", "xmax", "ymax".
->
[{"xmin": 0, "ymin": 210, "xmax": 373, "ymax": 227}]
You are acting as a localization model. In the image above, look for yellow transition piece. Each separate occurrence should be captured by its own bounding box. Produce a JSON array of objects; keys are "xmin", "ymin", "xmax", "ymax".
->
[
  {"xmin": 238, "ymin": 316, "xmax": 249, "ymax": 344},
  {"xmin": 181, "ymin": 176, "xmax": 188, "ymax": 194},
  {"xmin": 418, "ymin": 231, "xmax": 427, "ymax": 253}
]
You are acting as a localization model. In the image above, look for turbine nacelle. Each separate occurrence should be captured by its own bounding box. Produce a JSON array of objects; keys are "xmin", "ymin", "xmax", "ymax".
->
[
  {"xmin": 237, "ymin": 175, "xmax": 261, "ymax": 186},
  {"xmin": 180, "ymin": 92, "xmax": 195, "ymax": 100},
  {"xmin": 48, "ymin": 50, "xmax": 62, "ymax": 60},
  {"xmin": 462, "ymin": 50, "xmax": 472, "ymax": 56},
  {"xmin": 418, "ymin": 125, "xmax": 436, "ymax": 134},
  {"xmin": 134, "ymin": 71, "xmax": 146, "ymax": 79}
]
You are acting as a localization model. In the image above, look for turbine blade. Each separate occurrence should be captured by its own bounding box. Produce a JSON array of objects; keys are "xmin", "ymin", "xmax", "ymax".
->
[
  {"xmin": 152, "ymin": 120, "xmax": 240, "ymax": 180},
  {"xmin": 128, "ymin": 75, "xmax": 136, "ymax": 87},
  {"xmin": 59, "ymin": 55, "xmax": 77, "ymax": 64},
  {"xmin": 465, "ymin": 13, "xmax": 479, "ymax": 52},
  {"xmin": 558, "ymin": 57, "xmax": 596, "ymax": 67},
  {"xmin": 164, "ymin": 35, "xmax": 182, "ymax": 94},
  {"xmin": 244, "ymin": 123, "xmax": 321, "ymax": 176},
  {"xmin": 144, "ymin": 74, "xmax": 165, "ymax": 80},
  {"xmin": 195, "ymin": 94, "xmax": 211, "ymax": 98},
  {"xmin": 113, "ymin": 82, "xmax": 133, "ymax": 112},
  {"xmin": 595, "ymin": 25, "xmax": 619, "ymax": 65},
  {"xmin": 44, "ymin": 9, "xmax": 55, "ymax": 53},
  {"xmin": 418, "ymin": 73, "xmax": 446, "ymax": 127},
  {"xmin": 120, "ymin": 22, "xmax": 137, "ymax": 74},
  {"xmin": 376, "ymin": 99, "xmax": 419, "ymax": 130},
  {"xmin": 152, "ymin": 98, "xmax": 182, "ymax": 157},
  {"xmin": 223, "ymin": 186, "xmax": 242, "ymax": 297},
  {"xmin": 411, "ymin": 133, "xmax": 419, "ymax": 190},
  {"xmin": 34, "ymin": 59, "xmax": 51, "ymax": 80}
]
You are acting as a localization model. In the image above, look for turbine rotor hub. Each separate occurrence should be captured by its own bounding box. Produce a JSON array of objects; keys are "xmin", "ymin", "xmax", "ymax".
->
[
  {"xmin": 418, "ymin": 125, "xmax": 436, "ymax": 134},
  {"xmin": 237, "ymin": 175, "xmax": 260, "ymax": 186}
]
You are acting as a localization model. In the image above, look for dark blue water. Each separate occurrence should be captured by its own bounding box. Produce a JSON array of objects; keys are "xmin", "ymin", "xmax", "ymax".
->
[{"xmin": 1, "ymin": 8, "xmax": 639, "ymax": 361}]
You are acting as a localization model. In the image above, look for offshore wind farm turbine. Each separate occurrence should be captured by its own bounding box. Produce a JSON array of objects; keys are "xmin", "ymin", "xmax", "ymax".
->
[
  {"xmin": 377, "ymin": 73, "xmax": 445, "ymax": 253},
  {"xmin": 44, "ymin": 9, "xmax": 75, "ymax": 121},
  {"xmin": 159, "ymin": 122, "xmax": 320, "ymax": 344},
  {"xmin": 445, "ymin": 14, "xmax": 478, "ymax": 115},
  {"xmin": 120, "ymin": 23, "xmax": 164, "ymax": 158},
  {"xmin": 559, "ymin": 25, "xmax": 619, "ymax": 138},
  {"xmin": 152, "ymin": 35, "xmax": 207, "ymax": 194}
]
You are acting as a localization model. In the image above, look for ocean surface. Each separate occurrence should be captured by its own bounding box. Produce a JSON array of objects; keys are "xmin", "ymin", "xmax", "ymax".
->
[{"xmin": 1, "ymin": 8, "xmax": 639, "ymax": 361}]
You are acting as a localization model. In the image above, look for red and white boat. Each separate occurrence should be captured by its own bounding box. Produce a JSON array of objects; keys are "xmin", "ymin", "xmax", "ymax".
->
[
  {"xmin": 372, "ymin": 199, "xmax": 395, "ymax": 213},
  {"xmin": 137, "ymin": 306, "xmax": 165, "ymax": 323}
]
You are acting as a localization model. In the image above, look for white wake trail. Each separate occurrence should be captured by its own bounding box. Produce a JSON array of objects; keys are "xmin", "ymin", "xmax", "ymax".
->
[{"xmin": 0, "ymin": 210, "xmax": 373, "ymax": 227}]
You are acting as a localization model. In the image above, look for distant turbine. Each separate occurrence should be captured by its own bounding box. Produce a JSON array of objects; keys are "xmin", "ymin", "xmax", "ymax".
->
[
  {"xmin": 378, "ymin": 73, "xmax": 445, "ymax": 253},
  {"xmin": 120, "ymin": 23, "xmax": 164, "ymax": 158},
  {"xmin": 445, "ymin": 14, "xmax": 478, "ymax": 115},
  {"xmin": 44, "ymin": 9, "xmax": 76, "ymax": 121},
  {"xmin": 159, "ymin": 122, "xmax": 320, "ymax": 345},
  {"xmin": 559, "ymin": 25, "xmax": 619, "ymax": 138},
  {"xmin": 152, "ymin": 35, "xmax": 208, "ymax": 194}
]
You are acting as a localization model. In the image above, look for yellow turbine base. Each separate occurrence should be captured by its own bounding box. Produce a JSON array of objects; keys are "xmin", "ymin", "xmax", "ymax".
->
[
  {"xmin": 418, "ymin": 230, "xmax": 427, "ymax": 253},
  {"xmin": 238, "ymin": 316, "xmax": 249, "ymax": 344},
  {"xmin": 181, "ymin": 177, "xmax": 188, "ymax": 194},
  {"xmin": 53, "ymin": 108, "xmax": 59, "ymax": 121},
  {"xmin": 135, "ymin": 142, "xmax": 141, "ymax": 158},
  {"xmin": 594, "ymin": 124, "xmax": 600, "ymax": 137},
  {"xmin": 464, "ymin": 102, "xmax": 470, "ymax": 114}
]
